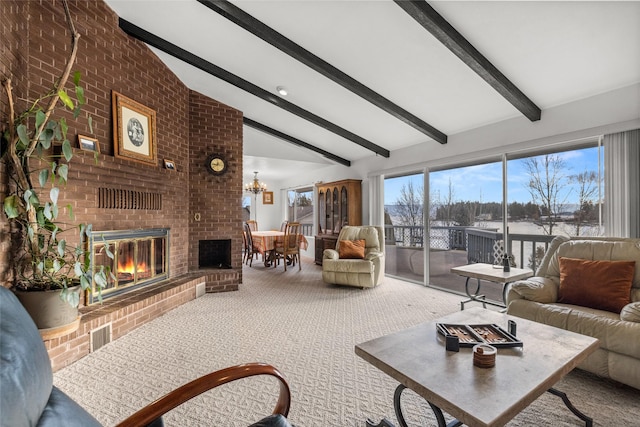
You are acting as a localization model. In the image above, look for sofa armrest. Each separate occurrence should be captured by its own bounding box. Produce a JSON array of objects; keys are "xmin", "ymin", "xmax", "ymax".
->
[
  {"xmin": 364, "ymin": 250, "xmax": 383, "ymax": 261},
  {"xmin": 506, "ymin": 276, "xmax": 558, "ymax": 304},
  {"xmin": 323, "ymin": 249, "xmax": 339, "ymax": 260},
  {"xmin": 621, "ymin": 302, "xmax": 640, "ymax": 323}
]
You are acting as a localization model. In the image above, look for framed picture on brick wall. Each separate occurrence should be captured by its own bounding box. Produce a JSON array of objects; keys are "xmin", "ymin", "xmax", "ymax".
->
[
  {"xmin": 112, "ymin": 91, "xmax": 157, "ymax": 166},
  {"xmin": 77, "ymin": 134, "xmax": 100, "ymax": 153}
]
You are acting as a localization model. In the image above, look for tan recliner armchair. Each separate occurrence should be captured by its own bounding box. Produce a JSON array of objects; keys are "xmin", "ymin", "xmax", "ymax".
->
[{"xmin": 322, "ymin": 226, "xmax": 385, "ymax": 288}]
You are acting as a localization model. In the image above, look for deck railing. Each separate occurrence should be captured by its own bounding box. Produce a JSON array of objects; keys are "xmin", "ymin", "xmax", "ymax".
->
[{"xmin": 385, "ymin": 224, "xmax": 556, "ymax": 271}]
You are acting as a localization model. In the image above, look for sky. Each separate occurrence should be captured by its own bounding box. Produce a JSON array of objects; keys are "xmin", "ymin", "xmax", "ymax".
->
[{"xmin": 384, "ymin": 146, "xmax": 601, "ymax": 205}]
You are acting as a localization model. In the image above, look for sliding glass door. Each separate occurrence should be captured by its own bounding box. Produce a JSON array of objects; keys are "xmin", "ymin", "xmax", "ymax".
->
[
  {"xmin": 382, "ymin": 142, "xmax": 604, "ymax": 302},
  {"xmin": 384, "ymin": 173, "xmax": 425, "ymax": 284},
  {"xmin": 428, "ymin": 161, "xmax": 503, "ymax": 295}
]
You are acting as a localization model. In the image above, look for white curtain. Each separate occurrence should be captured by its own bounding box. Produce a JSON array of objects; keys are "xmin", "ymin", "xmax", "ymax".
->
[
  {"xmin": 604, "ymin": 129, "xmax": 640, "ymax": 237},
  {"xmin": 368, "ymin": 174, "xmax": 384, "ymax": 227}
]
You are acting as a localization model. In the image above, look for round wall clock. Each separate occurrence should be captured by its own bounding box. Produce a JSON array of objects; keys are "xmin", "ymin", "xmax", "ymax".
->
[{"xmin": 206, "ymin": 154, "xmax": 228, "ymax": 175}]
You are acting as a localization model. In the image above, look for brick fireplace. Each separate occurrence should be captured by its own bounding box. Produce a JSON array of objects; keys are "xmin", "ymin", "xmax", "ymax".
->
[
  {"xmin": 88, "ymin": 228, "xmax": 170, "ymax": 303},
  {"xmin": 199, "ymin": 239, "xmax": 233, "ymax": 269},
  {"xmin": 1, "ymin": 0, "xmax": 244, "ymax": 370}
]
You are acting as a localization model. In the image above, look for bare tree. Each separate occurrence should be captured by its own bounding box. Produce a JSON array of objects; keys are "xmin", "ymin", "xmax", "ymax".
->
[
  {"xmin": 395, "ymin": 180, "xmax": 423, "ymax": 227},
  {"xmin": 569, "ymin": 170, "xmax": 599, "ymax": 236},
  {"xmin": 392, "ymin": 180, "xmax": 424, "ymax": 247},
  {"xmin": 523, "ymin": 154, "xmax": 570, "ymax": 235},
  {"xmin": 442, "ymin": 178, "xmax": 456, "ymax": 227}
]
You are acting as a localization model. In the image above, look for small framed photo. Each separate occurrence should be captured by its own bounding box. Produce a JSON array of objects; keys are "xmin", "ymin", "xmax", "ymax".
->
[
  {"xmin": 263, "ymin": 191, "xmax": 273, "ymax": 205},
  {"xmin": 163, "ymin": 159, "xmax": 176, "ymax": 170},
  {"xmin": 77, "ymin": 134, "xmax": 100, "ymax": 152},
  {"xmin": 112, "ymin": 91, "xmax": 157, "ymax": 166}
]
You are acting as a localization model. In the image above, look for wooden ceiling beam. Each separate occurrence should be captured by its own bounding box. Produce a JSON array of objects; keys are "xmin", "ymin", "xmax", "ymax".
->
[
  {"xmin": 395, "ymin": 0, "xmax": 541, "ymax": 122},
  {"xmin": 198, "ymin": 0, "xmax": 447, "ymax": 144},
  {"xmin": 118, "ymin": 18, "xmax": 390, "ymax": 158},
  {"xmin": 243, "ymin": 117, "xmax": 351, "ymax": 167}
]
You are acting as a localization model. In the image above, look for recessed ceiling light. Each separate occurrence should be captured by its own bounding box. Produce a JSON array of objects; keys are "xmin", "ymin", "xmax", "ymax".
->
[{"xmin": 276, "ymin": 86, "xmax": 288, "ymax": 96}]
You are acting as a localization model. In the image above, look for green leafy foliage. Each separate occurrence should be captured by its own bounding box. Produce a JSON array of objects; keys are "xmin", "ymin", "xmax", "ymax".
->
[{"xmin": 2, "ymin": 72, "xmax": 111, "ymax": 308}]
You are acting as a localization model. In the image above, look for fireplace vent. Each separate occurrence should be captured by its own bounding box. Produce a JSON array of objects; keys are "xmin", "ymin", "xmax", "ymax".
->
[
  {"xmin": 90, "ymin": 323, "xmax": 112, "ymax": 352},
  {"xmin": 98, "ymin": 188, "xmax": 162, "ymax": 210}
]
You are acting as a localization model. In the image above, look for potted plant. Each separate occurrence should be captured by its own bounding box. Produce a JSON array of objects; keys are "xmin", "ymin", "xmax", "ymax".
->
[{"xmin": 1, "ymin": 0, "xmax": 111, "ymax": 330}]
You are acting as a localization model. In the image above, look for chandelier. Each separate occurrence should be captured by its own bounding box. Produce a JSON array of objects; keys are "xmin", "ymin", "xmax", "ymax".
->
[{"xmin": 245, "ymin": 171, "xmax": 267, "ymax": 195}]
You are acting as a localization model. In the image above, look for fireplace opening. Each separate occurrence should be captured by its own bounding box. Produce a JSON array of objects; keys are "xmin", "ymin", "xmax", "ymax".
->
[
  {"xmin": 199, "ymin": 239, "xmax": 232, "ymax": 269},
  {"xmin": 89, "ymin": 229, "xmax": 169, "ymax": 303}
]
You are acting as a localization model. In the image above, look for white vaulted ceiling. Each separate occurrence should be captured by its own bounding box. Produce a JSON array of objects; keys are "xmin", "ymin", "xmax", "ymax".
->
[{"xmin": 102, "ymin": 0, "xmax": 640, "ymax": 185}]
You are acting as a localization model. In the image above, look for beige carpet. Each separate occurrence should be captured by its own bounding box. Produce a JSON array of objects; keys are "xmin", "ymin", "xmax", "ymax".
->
[{"xmin": 54, "ymin": 257, "xmax": 639, "ymax": 426}]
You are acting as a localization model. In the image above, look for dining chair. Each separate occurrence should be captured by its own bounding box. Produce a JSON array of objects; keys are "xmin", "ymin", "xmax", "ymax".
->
[
  {"xmin": 279, "ymin": 220, "xmax": 288, "ymax": 232},
  {"xmin": 246, "ymin": 220, "xmax": 258, "ymax": 232},
  {"xmin": 275, "ymin": 222, "xmax": 301, "ymax": 271},
  {"xmin": 243, "ymin": 222, "xmax": 257, "ymax": 266}
]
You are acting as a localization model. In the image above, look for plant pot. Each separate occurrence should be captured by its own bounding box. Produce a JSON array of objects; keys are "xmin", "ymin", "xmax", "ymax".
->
[{"xmin": 14, "ymin": 286, "xmax": 81, "ymax": 332}]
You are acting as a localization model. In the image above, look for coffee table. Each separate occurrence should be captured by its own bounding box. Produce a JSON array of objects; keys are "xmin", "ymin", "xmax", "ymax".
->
[
  {"xmin": 450, "ymin": 263, "xmax": 533, "ymax": 310},
  {"xmin": 355, "ymin": 308, "xmax": 599, "ymax": 427}
]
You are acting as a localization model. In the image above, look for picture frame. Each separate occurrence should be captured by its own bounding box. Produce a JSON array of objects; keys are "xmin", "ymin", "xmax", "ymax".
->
[
  {"xmin": 263, "ymin": 191, "xmax": 274, "ymax": 205},
  {"xmin": 163, "ymin": 159, "xmax": 176, "ymax": 170},
  {"xmin": 77, "ymin": 134, "xmax": 100, "ymax": 152},
  {"xmin": 112, "ymin": 91, "xmax": 157, "ymax": 166}
]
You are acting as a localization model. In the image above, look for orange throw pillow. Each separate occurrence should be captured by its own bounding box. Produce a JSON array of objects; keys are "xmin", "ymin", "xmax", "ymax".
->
[
  {"xmin": 338, "ymin": 240, "xmax": 366, "ymax": 259},
  {"xmin": 558, "ymin": 257, "xmax": 635, "ymax": 313}
]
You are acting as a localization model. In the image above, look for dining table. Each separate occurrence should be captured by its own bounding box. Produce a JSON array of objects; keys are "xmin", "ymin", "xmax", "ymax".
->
[{"xmin": 251, "ymin": 230, "xmax": 308, "ymax": 267}]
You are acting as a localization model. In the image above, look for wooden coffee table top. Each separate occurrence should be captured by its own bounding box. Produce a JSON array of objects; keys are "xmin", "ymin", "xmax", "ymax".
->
[{"xmin": 355, "ymin": 308, "xmax": 599, "ymax": 427}]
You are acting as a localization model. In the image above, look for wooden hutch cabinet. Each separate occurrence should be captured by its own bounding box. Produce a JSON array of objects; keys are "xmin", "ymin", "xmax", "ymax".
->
[{"xmin": 315, "ymin": 179, "xmax": 362, "ymax": 265}]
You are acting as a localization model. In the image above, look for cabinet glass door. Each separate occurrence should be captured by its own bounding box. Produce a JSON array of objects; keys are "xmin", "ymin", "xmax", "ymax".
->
[
  {"xmin": 318, "ymin": 190, "xmax": 326, "ymax": 234},
  {"xmin": 332, "ymin": 188, "xmax": 339, "ymax": 233},
  {"xmin": 340, "ymin": 186, "xmax": 348, "ymax": 227},
  {"xmin": 326, "ymin": 191, "xmax": 332, "ymax": 233}
]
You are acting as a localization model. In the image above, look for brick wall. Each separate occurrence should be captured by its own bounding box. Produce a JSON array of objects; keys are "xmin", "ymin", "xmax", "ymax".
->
[
  {"xmin": 2, "ymin": 0, "xmax": 243, "ymax": 368},
  {"xmin": 189, "ymin": 91, "xmax": 244, "ymax": 282},
  {"xmin": 1, "ymin": 0, "xmax": 29, "ymax": 285}
]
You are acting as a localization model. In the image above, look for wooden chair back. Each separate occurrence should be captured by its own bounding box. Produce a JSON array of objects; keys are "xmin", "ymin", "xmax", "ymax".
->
[
  {"xmin": 276, "ymin": 222, "xmax": 301, "ymax": 271},
  {"xmin": 243, "ymin": 222, "xmax": 256, "ymax": 266}
]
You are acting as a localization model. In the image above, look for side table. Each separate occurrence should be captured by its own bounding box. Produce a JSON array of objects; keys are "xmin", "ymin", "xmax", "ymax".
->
[{"xmin": 451, "ymin": 263, "xmax": 533, "ymax": 310}]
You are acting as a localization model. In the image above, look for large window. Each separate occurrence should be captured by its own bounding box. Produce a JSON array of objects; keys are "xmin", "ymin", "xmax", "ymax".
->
[
  {"xmin": 384, "ymin": 142, "xmax": 604, "ymax": 302},
  {"xmin": 242, "ymin": 195, "xmax": 251, "ymax": 223},
  {"xmin": 287, "ymin": 187, "xmax": 314, "ymax": 235},
  {"xmin": 506, "ymin": 146, "xmax": 603, "ymax": 270}
]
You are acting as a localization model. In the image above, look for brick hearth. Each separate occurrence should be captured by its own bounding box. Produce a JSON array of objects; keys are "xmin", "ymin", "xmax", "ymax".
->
[{"xmin": 45, "ymin": 269, "xmax": 240, "ymax": 372}]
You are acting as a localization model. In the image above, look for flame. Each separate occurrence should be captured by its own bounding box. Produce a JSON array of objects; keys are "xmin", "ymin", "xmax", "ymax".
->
[{"xmin": 118, "ymin": 257, "xmax": 148, "ymax": 275}]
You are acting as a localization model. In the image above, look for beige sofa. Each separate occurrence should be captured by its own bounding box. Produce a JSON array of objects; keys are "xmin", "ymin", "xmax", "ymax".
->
[
  {"xmin": 506, "ymin": 236, "xmax": 640, "ymax": 389},
  {"xmin": 322, "ymin": 226, "xmax": 385, "ymax": 288}
]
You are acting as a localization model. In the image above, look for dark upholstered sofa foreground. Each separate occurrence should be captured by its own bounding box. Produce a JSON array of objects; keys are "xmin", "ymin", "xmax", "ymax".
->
[{"xmin": 0, "ymin": 286, "xmax": 295, "ymax": 427}]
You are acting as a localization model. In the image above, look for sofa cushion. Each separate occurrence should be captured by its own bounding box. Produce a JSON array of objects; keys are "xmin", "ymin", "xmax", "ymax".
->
[
  {"xmin": 338, "ymin": 240, "xmax": 365, "ymax": 259},
  {"xmin": 621, "ymin": 302, "xmax": 640, "ymax": 323},
  {"xmin": 558, "ymin": 257, "xmax": 635, "ymax": 313},
  {"xmin": 248, "ymin": 414, "xmax": 294, "ymax": 427},
  {"xmin": 0, "ymin": 287, "xmax": 54, "ymax": 427},
  {"xmin": 544, "ymin": 239, "xmax": 640, "ymax": 297},
  {"xmin": 38, "ymin": 387, "xmax": 102, "ymax": 427},
  {"xmin": 322, "ymin": 258, "xmax": 374, "ymax": 273},
  {"xmin": 508, "ymin": 299, "xmax": 640, "ymax": 360}
]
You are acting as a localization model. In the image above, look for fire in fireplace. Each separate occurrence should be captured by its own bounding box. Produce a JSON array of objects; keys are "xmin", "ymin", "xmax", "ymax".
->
[{"xmin": 88, "ymin": 229, "xmax": 169, "ymax": 303}]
